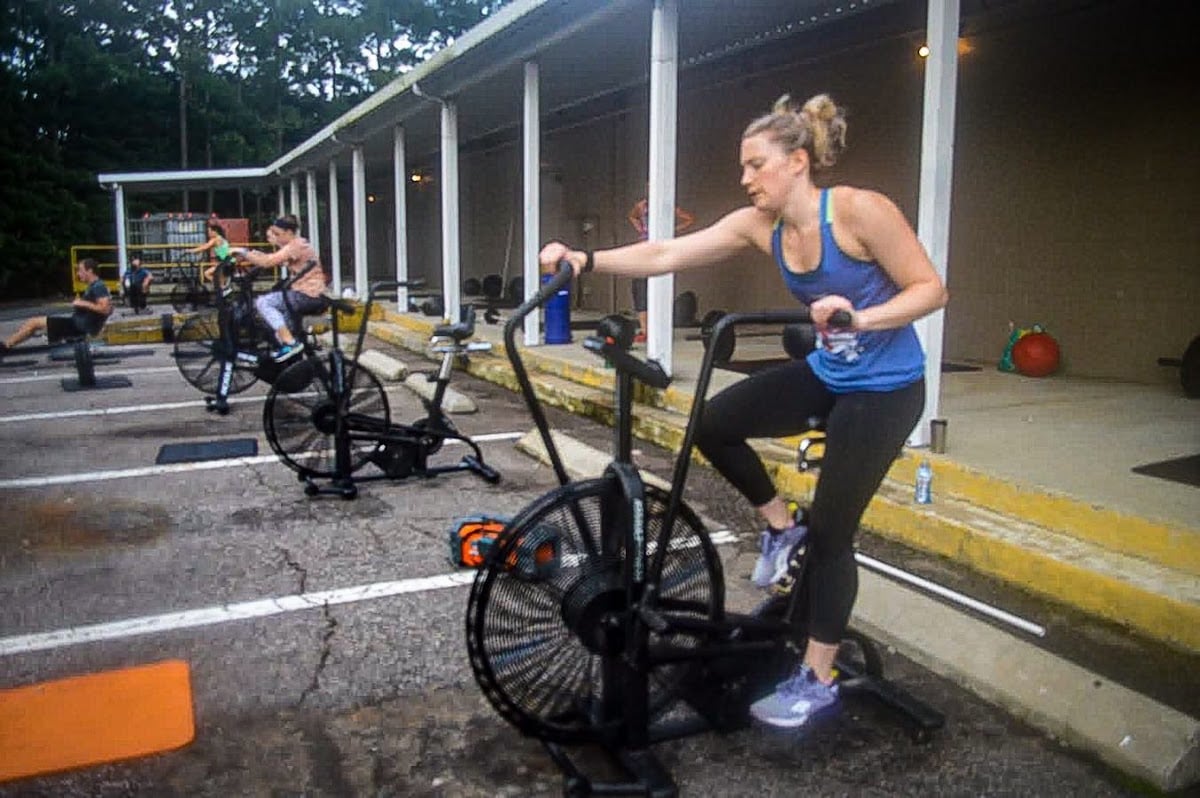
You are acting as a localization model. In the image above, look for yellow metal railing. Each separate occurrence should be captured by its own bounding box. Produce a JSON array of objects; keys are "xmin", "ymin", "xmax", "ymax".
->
[{"xmin": 68, "ymin": 243, "xmax": 275, "ymax": 295}]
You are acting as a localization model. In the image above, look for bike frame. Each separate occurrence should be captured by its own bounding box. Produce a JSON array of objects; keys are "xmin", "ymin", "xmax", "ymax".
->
[
  {"xmin": 498, "ymin": 265, "xmax": 942, "ymax": 795},
  {"xmin": 211, "ymin": 261, "xmax": 269, "ymax": 409},
  {"xmin": 283, "ymin": 279, "xmax": 499, "ymax": 498}
]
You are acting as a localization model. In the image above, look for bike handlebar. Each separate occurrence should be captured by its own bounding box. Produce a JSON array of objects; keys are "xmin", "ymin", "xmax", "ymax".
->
[
  {"xmin": 506, "ymin": 262, "xmax": 673, "ymax": 390},
  {"xmin": 708, "ymin": 308, "xmax": 852, "ymax": 343},
  {"xmin": 582, "ymin": 336, "xmax": 671, "ymax": 389},
  {"xmin": 505, "ymin": 262, "xmax": 573, "ymax": 334},
  {"xmin": 504, "ymin": 261, "xmax": 576, "ymax": 487}
]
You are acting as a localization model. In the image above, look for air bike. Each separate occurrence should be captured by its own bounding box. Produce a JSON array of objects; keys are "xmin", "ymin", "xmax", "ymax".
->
[
  {"xmin": 262, "ymin": 278, "xmax": 501, "ymax": 498},
  {"xmin": 465, "ymin": 263, "xmax": 943, "ymax": 796}
]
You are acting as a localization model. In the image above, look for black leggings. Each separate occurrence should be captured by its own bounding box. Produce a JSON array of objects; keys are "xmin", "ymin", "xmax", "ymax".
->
[{"xmin": 696, "ymin": 360, "xmax": 924, "ymax": 644}]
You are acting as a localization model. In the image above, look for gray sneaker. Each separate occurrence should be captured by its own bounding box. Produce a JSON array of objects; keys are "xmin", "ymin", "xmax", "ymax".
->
[
  {"xmin": 750, "ymin": 523, "xmax": 807, "ymax": 588},
  {"xmin": 749, "ymin": 665, "xmax": 840, "ymax": 729}
]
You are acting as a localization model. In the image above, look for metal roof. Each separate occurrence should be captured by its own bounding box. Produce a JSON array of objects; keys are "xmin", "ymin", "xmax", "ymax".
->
[{"xmin": 98, "ymin": 0, "xmax": 909, "ymax": 192}]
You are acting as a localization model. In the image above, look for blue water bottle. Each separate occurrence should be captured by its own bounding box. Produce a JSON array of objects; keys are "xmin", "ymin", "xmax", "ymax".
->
[{"xmin": 542, "ymin": 273, "xmax": 571, "ymax": 344}]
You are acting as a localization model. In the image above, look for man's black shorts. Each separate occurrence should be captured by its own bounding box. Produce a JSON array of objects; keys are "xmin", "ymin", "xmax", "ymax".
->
[{"xmin": 46, "ymin": 315, "xmax": 87, "ymax": 343}]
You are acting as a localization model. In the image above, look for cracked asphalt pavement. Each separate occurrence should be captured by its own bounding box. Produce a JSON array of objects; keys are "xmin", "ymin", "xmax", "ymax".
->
[{"xmin": 0, "ymin": 331, "xmax": 1142, "ymax": 796}]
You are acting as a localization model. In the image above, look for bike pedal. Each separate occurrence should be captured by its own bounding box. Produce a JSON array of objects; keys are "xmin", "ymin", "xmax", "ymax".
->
[{"xmin": 768, "ymin": 575, "xmax": 795, "ymax": 596}]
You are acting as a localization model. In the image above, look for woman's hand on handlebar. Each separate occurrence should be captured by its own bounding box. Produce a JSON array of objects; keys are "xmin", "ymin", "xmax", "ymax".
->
[
  {"xmin": 538, "ymin": 242, "xmax": 586, "ymax": 276},
  {"xmin": 810, "ymin": 295, "xmax": 856, "ymax": 331}
]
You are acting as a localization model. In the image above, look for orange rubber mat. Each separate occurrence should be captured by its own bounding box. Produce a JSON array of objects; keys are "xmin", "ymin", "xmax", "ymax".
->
[{"xmin": 0, "ymin": 659, "xmax": 195, "ymax": 783}]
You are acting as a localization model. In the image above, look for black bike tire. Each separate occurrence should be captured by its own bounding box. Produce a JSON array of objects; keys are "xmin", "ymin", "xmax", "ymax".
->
[
  {"xmin": 173, "ymin": 312, "xmax": 265, "ymax": 396},
  {"xmin": 229, "ymin": 308, "xmax": 276, "ymax": 395},
  {"xmin": 466, "ymin": 479, "xmax": 723, "ymax": 745},
  {"xmin": 173, "ymin": 313, "xmax": 223, "ymax": 393},
  {"xmin": 262, "ymin": 357, "xmax": 390, "ymax": 478}
]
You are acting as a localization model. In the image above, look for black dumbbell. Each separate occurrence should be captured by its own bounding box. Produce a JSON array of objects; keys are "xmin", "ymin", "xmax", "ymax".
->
[
  {"xmin": 673, "ymin": 290, "xmax": 698, "ymax": 328},
  {"xmin": 506, "ymin": 276, "xmax": 524, "ymax": 304},
  {"xmin": 420, "ymin": 296, "xmax": 445, "ymax": 317},
  {"xmin": 481, "ymin": 274, "xmax": 503, "ymax": 299}
]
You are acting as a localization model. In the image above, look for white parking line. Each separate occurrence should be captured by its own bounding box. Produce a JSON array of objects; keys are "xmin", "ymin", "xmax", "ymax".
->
[
  {"xmin": 0, "ymin": 431, "xmax": 526, "ymax": 488},
  {"xmin": 0, "ymin": 383, "xmax": 416, "ymax": 423},
  {"xmin": 0, "ymin": 396, "xmax": 262, "ymax": 423},
  {"xmin": 0, "ymin": 454, "xmax": 282, "ymax": 488},
  {"xmin": 0, "ymin": 572, "xmax": 477, "ymax": 657},
  {"xmin": 0, "ymin": 366, "xmax": 180, "ymax": 385},
  {"xmin": 0, "ymin": 529, "xmax": 739, "ymax": 657}
]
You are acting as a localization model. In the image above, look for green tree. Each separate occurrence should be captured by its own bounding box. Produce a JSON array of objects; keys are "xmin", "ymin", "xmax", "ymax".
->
[{"xmin": 0, "ymin": 0, "xmax": 511, "ymax": 297}]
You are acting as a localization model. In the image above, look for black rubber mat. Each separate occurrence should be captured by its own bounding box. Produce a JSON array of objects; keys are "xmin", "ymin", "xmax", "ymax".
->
[
  {"xmin": 1131, "ymin": 454, "xmax": 1200, "ymax": 488},
  {"xmin": 61, "ymin": 375, "xmax": 133, "ymax": 392},
  {"xmin": 156, "ymin": 438, "xmax": 259, "ymax": 465}
]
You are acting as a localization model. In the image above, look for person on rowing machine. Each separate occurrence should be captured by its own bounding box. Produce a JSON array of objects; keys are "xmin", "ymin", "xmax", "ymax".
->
[
  {"xmin": 539, "ymin": 92, "xmax": 947, "ymax": 733},
  {"xmin": 1, "ymin": 258, "xmax": 112, "ymax": 358}
]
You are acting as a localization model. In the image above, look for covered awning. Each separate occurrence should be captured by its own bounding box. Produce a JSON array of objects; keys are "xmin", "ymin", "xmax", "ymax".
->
[{"xmin": 99, "ymin": 0, "xmax": 990, "ymax": 445}]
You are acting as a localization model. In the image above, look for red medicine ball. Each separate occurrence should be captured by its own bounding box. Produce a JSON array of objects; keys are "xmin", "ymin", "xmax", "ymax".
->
[{"xmin": 1012, "ymin": 332, "xmax": 1060, "ymax": 377}]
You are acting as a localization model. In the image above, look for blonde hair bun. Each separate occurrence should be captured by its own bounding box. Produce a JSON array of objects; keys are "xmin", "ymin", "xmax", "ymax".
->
[{"xmin": 746, "ymin": 92, "xmax": 847, "ymax": 170}]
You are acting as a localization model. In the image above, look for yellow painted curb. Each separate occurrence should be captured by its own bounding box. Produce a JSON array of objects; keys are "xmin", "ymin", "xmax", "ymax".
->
[
  {"xmin": 860, "ymin": 494, "xmax": 1200, "ymax": 653},
  {"xmin": 103, "ymin": 317, "xmax": 172, "ymax": 345},
  {"xmin": 888, "ymin": 454, "xmax": 1200, "ymax": 577}
]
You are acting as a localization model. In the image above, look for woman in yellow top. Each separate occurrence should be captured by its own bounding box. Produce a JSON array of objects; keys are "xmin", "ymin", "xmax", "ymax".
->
[{"xmin": 233, "ymin": 216, "xmax": 328, "ymax": 361}]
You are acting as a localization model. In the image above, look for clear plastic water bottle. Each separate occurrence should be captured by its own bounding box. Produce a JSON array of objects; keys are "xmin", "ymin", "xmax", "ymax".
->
[{"xmin": 915, "ymin": 459, "xmax": 933, "ymax": 504}]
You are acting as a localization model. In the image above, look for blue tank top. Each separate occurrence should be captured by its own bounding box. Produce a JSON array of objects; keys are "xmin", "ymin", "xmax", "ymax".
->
[{"xmin": 772, "ymin": 188, "xmax": 925, "ymax": 393}]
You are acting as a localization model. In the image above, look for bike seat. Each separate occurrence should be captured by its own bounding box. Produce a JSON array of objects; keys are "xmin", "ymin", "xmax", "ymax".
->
[
  {"xmin": 327, "ymin": 297, "xmax": 357, "ymax": 315},
  {"xmin": 432, "ymin": 305, "xmax": 477, "ymax": 343}
]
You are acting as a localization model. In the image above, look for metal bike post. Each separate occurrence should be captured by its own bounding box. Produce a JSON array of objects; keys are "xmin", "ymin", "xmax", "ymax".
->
[
  {"xmin": 215, "ymin": 304, "xmax": 236, "ymax": 409},
  {"xmin": 331, "ymin": 349, "xmax": 355, "ymax": 485},
  {"xmin": 430, "ymin": 349, "xmax": 454, "ymax": 411},
  {"xmin": 613, "ymin": 370, "xmax": 635, "ymax": 465}
]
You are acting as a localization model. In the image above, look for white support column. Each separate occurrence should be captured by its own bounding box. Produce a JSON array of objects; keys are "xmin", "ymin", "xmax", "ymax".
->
[
  {"xmin": 114, "ymin": 184, "xmax": 128, "ymax": 284},
  {"xmin": 647, "ymin": 0, "xmax": 680, "ymax": 375},
  {"xmin": 522, "ymin": 61, "xmax": 541, "ymax": 347},
  {"xmin": 440, "ymin": 101, "xmax": 461, "ymax": 324},
  {"xmin": 305, "ymin": 169, "xmax": 320, "ymax": 261},
  {"xmin": 276, "ymin": 186, "xmax": 286, "ymax": 218},
  {"xmin": 393, "ymin": 125, "xmax": 410, "ymax": 312},
  {"xmin": 911, "ymin": 0, "xmax": 961, "ymax": 447},
  {"xmin": 289, "ymin": 177, "xmax": 301, "ymax": 219},
  {"xmin": 328, "ymin": 160, "xmax": 343, "ymax": 298},
  {"xmin": 352, "ymin": 145, "xmax": 368, "ymax": 299}
]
